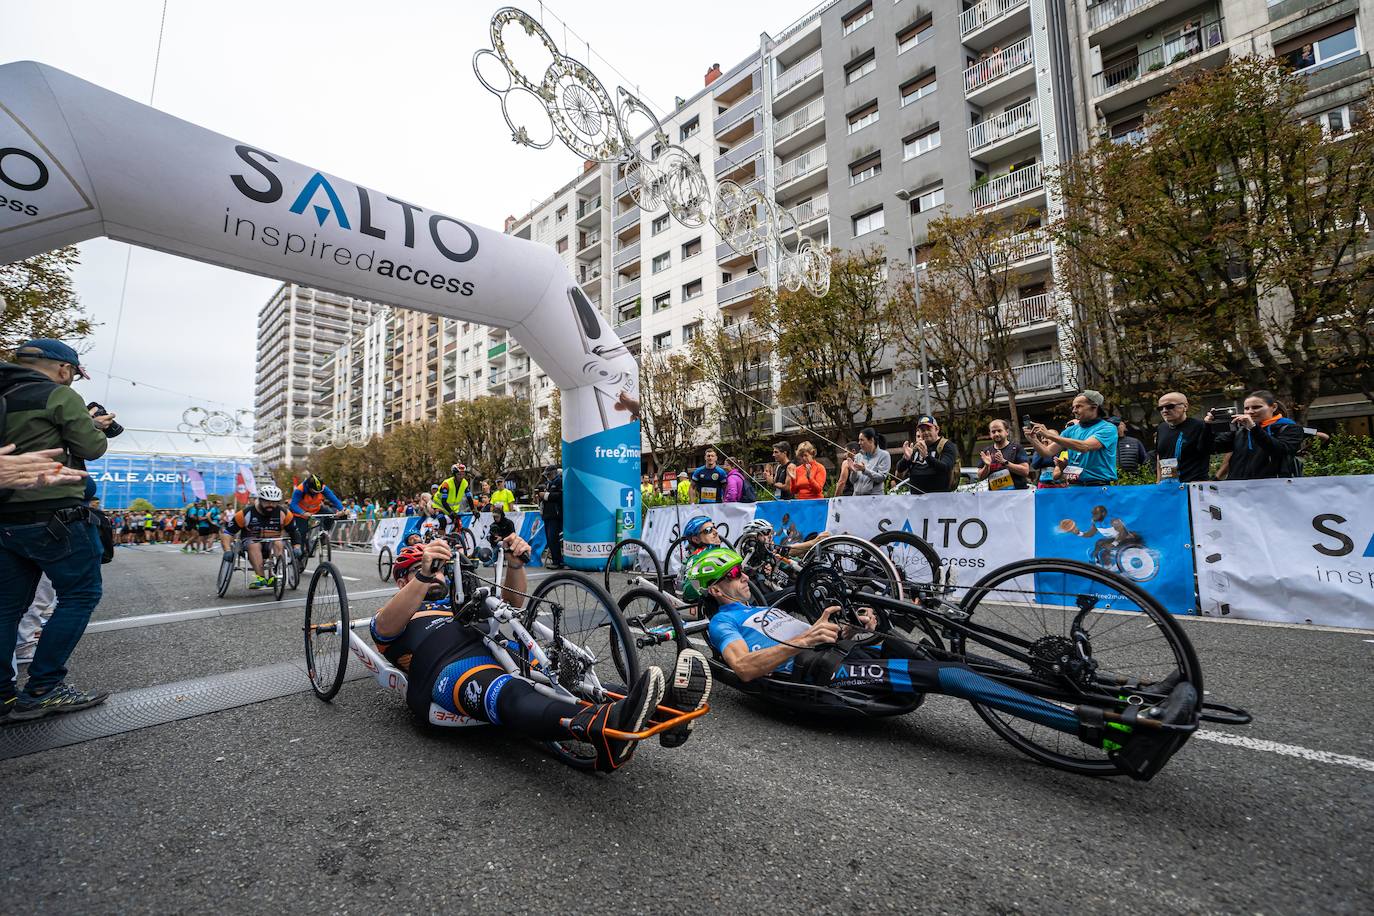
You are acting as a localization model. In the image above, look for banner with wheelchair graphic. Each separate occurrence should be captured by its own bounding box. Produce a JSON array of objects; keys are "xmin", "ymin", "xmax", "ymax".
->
[{"xmin": 1033, "ymin": 485, "xmax": 1196, "ymax": 615}]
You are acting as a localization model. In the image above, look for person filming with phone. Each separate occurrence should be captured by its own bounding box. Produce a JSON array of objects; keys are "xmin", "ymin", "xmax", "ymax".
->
[
  {"xmin": 1025, "ymin": 391, "xmax": 1118, "ymax": 487},
  {"xmin": 1204, "ymin": 390, "xmax": 1304, "ymax": 480}
]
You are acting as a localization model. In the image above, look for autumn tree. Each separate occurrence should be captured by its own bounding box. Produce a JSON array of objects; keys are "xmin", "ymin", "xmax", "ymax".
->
[
  {"xmin": 0, "ymin": 246, "xmax": 92, "ymax": 355},
  {"xmin": 689, "ymin": 315, "xmax": 772, "ymax": 453},
  {"xmin": 1052, "ymin": 56, "xmax": 1374, "ymax": 420},
  {"xmin": 636, "ymin": 346, "xmax": 700, "ymax": 476}
]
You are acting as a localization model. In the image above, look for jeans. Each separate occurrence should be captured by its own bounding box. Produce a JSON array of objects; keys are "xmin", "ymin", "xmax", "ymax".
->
[
  {"xmin": 0, "ymin": 515, "xmax": 104, "ymax": 695},
  {"xmin": 542, "ymin": 513, "xmax": 563, "ymax": 565}
]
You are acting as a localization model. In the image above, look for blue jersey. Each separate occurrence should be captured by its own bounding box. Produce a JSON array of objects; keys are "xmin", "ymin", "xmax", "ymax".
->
[
  {"xmin": 1061, "ymin": 418, "xmax": 1118, "ymax": 484},
  {"xmin": 707, "ymin": 601, "xmax": 811, "ymax": 676},
  {"xmin": 691, "ymin": 465, "xmax": 729, "ymax": 503}
]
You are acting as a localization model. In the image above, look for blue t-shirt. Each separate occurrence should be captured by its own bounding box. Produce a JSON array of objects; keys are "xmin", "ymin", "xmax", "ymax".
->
[
  {"xmin": 691, "ymin": 465, "xmax": 729, "ymax": 503},
  {"xmin": 1061, "ymin": 418, "xmax": 1118, "ymax": 483},
  {"xmin": 708, "ymin": 601, "xmax": 810, "ymax": 675}
]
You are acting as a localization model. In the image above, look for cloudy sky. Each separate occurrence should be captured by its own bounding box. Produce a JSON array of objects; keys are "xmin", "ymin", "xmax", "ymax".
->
[{"xmin": 1, "ymin": 0, "xmax": 805, "ymax": 430}]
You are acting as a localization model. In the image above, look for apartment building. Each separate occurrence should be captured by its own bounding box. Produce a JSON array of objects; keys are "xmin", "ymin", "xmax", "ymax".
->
[
  {"xmin": 316, "ymin": 308, "xmax": 393, "ymax": 441},
  {"xmin": 252, "ymin": 283, "xmax": 386, "ymax": 468}
]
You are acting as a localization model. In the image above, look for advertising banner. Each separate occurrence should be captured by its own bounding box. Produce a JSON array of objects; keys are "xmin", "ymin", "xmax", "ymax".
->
[
  {"xmin": 1033, "ymin": 485, "xmax": 1196, "ymax": 614},
  {"xmin": 642, "ymin": 502, "xmax": 757, "ymax": 573},
  {"xmin": 1190, "ymin": 478, "xmax": 1374, "ymax": 628},
  {"xmin": 370, "ymin": 517, "xmax": 419, "ymax": 554},
  {"xmin": 87, "ymin": 454, "xmax": 242, "ymax": 509}
]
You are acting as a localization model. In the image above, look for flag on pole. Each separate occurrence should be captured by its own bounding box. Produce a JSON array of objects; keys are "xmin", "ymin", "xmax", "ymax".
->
[{"xmin": 186, "ymin": 468, "xmax": 207, "ymax": 500}]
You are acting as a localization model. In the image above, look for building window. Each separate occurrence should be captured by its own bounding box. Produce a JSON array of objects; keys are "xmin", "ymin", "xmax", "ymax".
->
[
  {"xmin": 900, "ymin": 72, "xmax": 937, "ymax": 107},
  {"xmin": 652, "ymin": 213, "xmax": 670, "ymax": 235},
  {"xmin": 685, "ymin": 407, "xmax": 705, "ymax": 427},
  {"xmin": 680, "ymin": 117, "xmax": 699, "ymax": 141},
  {"xmin": 867, "ymin": 372, "xmax": 893, "ymax": 398},
  {"xmin": 909, "ymin": 183, "xmax": 944, "ymax": 214},
  {"xmin": 683, "ymin": 321, "xmax": 701, "ymax": 343},
  {"xmin": 556, "ymin": 236, "xmax": 569, "ymax": 253},
  {"xmin": 842, "ymin": 2, "xmax": 873, "ymax": 35},
  {"xmin": 653, "ymin": 292, "xmax": 671, "ymax": 312},
  {"xmin": 652, "ymin": 251, "xmax": 672, "ymax": 273},
  {"xmin": 1319, "ymin": 105, "xmax": 1353, "ymax": 137},
  {"xmin": 852, "ymin": 207, "xmax": 885, "ymax": 237},
  {"xmin": 1278, "ymin": 18, "xmax": 1360, "ymax": 72},
  {"xmin": 682, "ymin": 237, "xmax": 702, "ymax": 259},
  {"xmin": 618, "ymin": 300, "xmax": 641, "ymax": 322},
  {"xmin": 650, "ymin": 140, "xmax": 664, "ymax": 160},
  {"xmin": 556, "ymin": 205, "xmax": 568, "ymax": 223},
  {"xmin": 903, "ymin": 125, "xmax": 941, "ymax": 160},
  {"xmin": 653, "ymin": 331, "xmax": 672, "ymax": 351},
  {"xmin": 682, "ymin": 278, "xmax": 703, "ymax": 300},
  {"xmin": 845, "ymin": 52, "xmax": 877, "ymax": 85},
  {"xmin": 897, "ymin": 19, "xmax": 932, "ymax": 55},
  {"xmin": 849, "ymin": 155, "xmax": 882, "ymax": 186},
  {"xmin": 847, "ymin": 101, "xmax": 880, "ymax": 134}
]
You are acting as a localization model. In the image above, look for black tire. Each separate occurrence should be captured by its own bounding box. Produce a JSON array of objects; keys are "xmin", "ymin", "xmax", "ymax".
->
[
  {"xmin": 871, "ymin": 530, "xmax": 941, "ymax": 594},
  {"xmin": 216, "ymin": 550, "xmax": 234, "ymax": 598},
  {"xmin": 617, "ymin": 586, "xmax": 689, "ymax": 678},
  {"xmin": 286, "ymin": 551, "xmax": 301, "ymax": 591},
  {"xmin": 798, "ymin": 534, "xmax": 904, "ymax": 611},
  {"xmin": 955, "ymin": 558, "xmax": 1203, "ymax": 777},
  {"xmin": 378, "ymin": 545, "xmax": 393, "ymax": 582},
  {"xmin": 527, "ymin": 573, "xmax": 640, "ymax": 772},
  {"xmin": 458, "ymin": 527, "xmax": 478, "ymax": 557},
  {"xmin": 604, "ymin": 537, "xmax": 663, "ymax": 595},
  {"xmin": 272, "ymin": 552, "xmax": 287, "ymax": 601},
  {"xmin": 303, "ymin": 562, "xmax": 350, "ymax": 701}
]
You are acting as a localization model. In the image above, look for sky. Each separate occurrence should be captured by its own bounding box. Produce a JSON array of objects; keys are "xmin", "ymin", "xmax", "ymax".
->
[{"xmin": 0, "ymin": 0, "xmax": 807, "ymax": 431}]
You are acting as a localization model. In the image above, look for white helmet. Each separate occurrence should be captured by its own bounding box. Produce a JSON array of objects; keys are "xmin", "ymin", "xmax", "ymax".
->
[
  {"xmin": 258, "ymin": 483, "xmax": 283, "ymax": 501},
  {"xmin": 742, "ymin": 518, "xmax": 775, "ymax": 539}
]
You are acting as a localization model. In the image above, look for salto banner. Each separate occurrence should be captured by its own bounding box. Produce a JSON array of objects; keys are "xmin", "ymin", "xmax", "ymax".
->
[
  {"xmin": 0, "ymin": 61, "xmax": 637, "ymax": 567},
  {"xmin": 1190, "ymin": 478, "xmax": 1374, "ymax": 629}
]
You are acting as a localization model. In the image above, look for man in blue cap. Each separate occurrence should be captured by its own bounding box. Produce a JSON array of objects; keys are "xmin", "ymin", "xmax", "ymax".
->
[{"xmin": 0, "ymin": 338, "xmax": 117, "ymax": 722}]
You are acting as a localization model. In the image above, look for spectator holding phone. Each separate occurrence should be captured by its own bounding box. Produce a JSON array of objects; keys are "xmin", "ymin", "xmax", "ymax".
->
[
  {"xmin": 977, "ymin": 419, "xmax": 1031, "ymax": 490},
  {"xmin": 1026, "ymin": 391, "xmax": 1118, "ymax": 487},
  {"xmin": 1205, "ymin": 390, "xmax": 1304, "ymax": 480}
]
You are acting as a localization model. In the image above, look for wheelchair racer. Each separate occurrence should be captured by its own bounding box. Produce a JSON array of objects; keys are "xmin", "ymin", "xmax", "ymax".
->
[
  {"xmin": 371, "ymin": 539, "xmax": 712, "ymax": 772},
  {"xmin": 289, "ymin": 473, "xmax": 345, "ymax": 559},
  {"xmin": 686, "ymin": 547, "xmax": 1199, "ymax": 781},
  {"xmin": 232, "ymin": 483, "xmax": 296, "ymax": 589}
]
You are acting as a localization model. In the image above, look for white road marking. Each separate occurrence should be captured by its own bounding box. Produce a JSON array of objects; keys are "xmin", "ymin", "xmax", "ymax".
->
[
  {"xmin": 87, "ymin": 588, "xmax": 394, "ymax": 633},
  {"xmin": 341, "ymin": 576, "xmax": 361, "ymax": 581},
  {"xmin": 1180, "ymin": 615, "xmax": 1374, "ymax": 636},
  {"xmin": 1196, "ymin": 731, "xmax": 1374, "ymax": 773}
]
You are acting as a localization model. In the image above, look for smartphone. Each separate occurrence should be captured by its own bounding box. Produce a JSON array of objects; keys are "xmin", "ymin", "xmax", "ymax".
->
[
  {"xmin": 1216, "ymin": 406, "xmax": 1240, "ymax": 417},
  {"xmin": 1021, "ymin": 416, "xmax": 1035, "ymax": 429}
]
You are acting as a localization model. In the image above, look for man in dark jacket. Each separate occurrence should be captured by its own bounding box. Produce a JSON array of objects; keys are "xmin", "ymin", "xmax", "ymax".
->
[
  {"xmin": 538, "ymin": 465, "xmax": 564, "ymax": 568},
  {"xmin": 895, "ymin": 415, "xmax": 960, "ymax": 494},
  {"xmin": 1153, "ymin": 392, "xmax": 1211, "ymax": 483},
  {"xmin": 1, "ymin": 339, "xmax": 115, "ymax": 722}
]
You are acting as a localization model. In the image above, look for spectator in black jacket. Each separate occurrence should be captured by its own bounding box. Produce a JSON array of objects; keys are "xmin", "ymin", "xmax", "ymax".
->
[
  {"xmin": 1111, "ymin": 417, "xmax": 1150, "ymax": 474},
  {"xmin": 896, "ymin": 415, "xmax": 959, "ymax": 494},
  {"xmin": 1206, "ymin": 390, "xmax": 1305, "ymax": 480},
  {"xmin": 1153, "ymin": 392, "xmax": 1211, "ymax": 483}
]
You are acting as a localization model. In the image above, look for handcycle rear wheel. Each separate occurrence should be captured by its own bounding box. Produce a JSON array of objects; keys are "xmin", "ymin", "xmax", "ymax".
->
[
  {"xmin": 377, "ymin": 545, "xmax": 393, "ymax": 581},
  {"xmin": 795, "ymin": 534, "xmax": 903, "ymax": 617},
  {"xmin": 303, "ymin": 562, "xmax": 350, "ymax": 701},
  {"xmin": 617, "ymin": 586, "xmax": 690, "ymax": 678},
  {"xmin": 285, "ymin": 550, "xmax": 301, "ymax": 591},
  {"xmin": 272, "ymin": 552, "xmax": 287, "ymax": 601},
  {"xmin": 604, "ymin": 537, "xmax": 663, "ymax": 595},
  {"xmin": 954, "ymin": 558, "xmax": 1202, "ymax": 777},
  {"xmin": 526, "ymin": 573, "xmax": 641, "ymax": 771},
  {"xmin": 216, "ymin": 549, "xmax": 235, "ymax": 598},
  {"xmin": 871, "ymin": 530, "xmax": 940, "ymax": 595}
]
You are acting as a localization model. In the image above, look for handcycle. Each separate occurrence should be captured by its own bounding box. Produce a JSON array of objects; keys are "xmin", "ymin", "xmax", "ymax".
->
[
  {"xmin": 296, "ymin": 512, "xmax": 346, "ymax": 570},
  {"xmin": 620, "ymin": 533, "xmax": 1253, "ymax": 778},
  {"xmin": 301, "ymin": 548, "xmax": 707, "ymax": 769},
  {"xmin": 216, "ymin": 535, "xmax": 299, "ymax": 600}
]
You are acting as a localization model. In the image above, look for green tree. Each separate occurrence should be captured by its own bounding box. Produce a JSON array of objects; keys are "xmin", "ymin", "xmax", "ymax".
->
[
  {"xmin": 128, "ymin": 497, "xmax": 155, "ymax": 512},
  {"xmin": 689, "ymin": 316, "xmax": 772, "ymax": 453},
  {"xmin": 1052, "ymin": 57, "xmax": 1374, "ymax": 420},
  {"xmin": 0, "ymin": 246, "xmax": 93, "ymax": 355},
  {"xmin": 637, "ymin": 346, "xmax": 700, "ymax": 477}
]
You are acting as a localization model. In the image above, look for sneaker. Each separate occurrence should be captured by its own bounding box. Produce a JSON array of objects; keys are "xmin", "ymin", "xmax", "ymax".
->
[
  {"xmin": 10, "ymin": 683, "xmax": 110, "ymax": 722},
  {"xmin": 248, "ymin": 576, "xmax": 268, "ymax": 590},
  {"xmin": 1109, "ymin": 679, "xmax": 1199, "ymax": 782},
  {"xmin": 660, "ymin": 649, "xmax": 711, "ymax": 749},
  {"xmin": 566, "ymin": 667, "xmax": 665, "ymax": 772}
]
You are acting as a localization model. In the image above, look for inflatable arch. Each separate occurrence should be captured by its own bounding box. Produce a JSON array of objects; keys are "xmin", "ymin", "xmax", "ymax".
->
[{"xmin": 0, "ymin": 61, "xmax": 639, "ymax": 569}]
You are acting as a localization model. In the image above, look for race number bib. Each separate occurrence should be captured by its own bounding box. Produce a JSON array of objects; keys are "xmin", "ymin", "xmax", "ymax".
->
[
  {"xmin": 988, "ymin": 469, "xmax": 1014, "ymax": 491},
  {"xmin": 1062, "ymin": 465, "xmax": 1084, "ymax": 482},
  {"xmin": 1158, "ymin": 457, "xmax": 1179, "ymax": 481},
  {"xmin": 699, "ymin": 486, "xmax": 719, "ymax": 502}
]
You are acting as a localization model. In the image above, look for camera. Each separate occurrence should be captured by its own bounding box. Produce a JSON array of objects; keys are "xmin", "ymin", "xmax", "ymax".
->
[
  {"xmin": 1215, "ymin": 406, "xmax": 1240, "ymax": 417},
  {"xmin": 85, "ymin": 401, "xmax": 124, "ymax": 438}
]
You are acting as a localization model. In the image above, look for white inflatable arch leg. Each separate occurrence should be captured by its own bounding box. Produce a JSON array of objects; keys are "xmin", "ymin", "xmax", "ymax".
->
[{"xmin": 0, "ymin": 62, "xmax": 638, "ymax": 568}]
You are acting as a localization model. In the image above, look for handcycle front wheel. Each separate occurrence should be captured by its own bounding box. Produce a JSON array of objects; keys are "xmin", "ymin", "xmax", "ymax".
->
[
  {"xmin": 604, "ymin": 537, "xmax": 664, "ymax": 595},
  {"xmin": 285, "ymin": 550, "xmax": 301, "ymax": 591},
  {"xmin": 377, "ymin": 545, "xmax": 393, "ymax": 581},
  {"xmin": 954, "ymin": 558, "xmax": 1202, "ymax": 777},
  {"xmin": 527, "ymin": 572, "xmax": 641, "ymax": 772},
  {"xmin": 797, "ymin": 534, "xmax": 904, "ymax": 612},
  {"xmin": 617, "ymin": 586, "xmax": 690, "ymax": 678},
  {"xmin": 303, "ymin": 562, "xmax": 351, "ymax": 701}
]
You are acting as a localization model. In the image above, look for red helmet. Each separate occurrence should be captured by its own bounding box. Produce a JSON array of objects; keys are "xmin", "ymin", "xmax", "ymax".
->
[{"xmin": 392, "ymin": 545, "xmax": 427, "ymax": 578}]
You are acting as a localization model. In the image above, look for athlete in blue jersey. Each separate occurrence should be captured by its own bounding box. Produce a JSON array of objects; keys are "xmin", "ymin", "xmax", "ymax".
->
[{"xmin": 689, "ymin": 448, "xmax": 729, "ymax": 504}]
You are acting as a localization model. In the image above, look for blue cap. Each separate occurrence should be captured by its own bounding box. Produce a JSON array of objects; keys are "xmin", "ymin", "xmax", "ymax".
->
[
  {"xmin": 915, "ymin": 414, "xmax": 938, "ymax": 428},
  {"xmin": 15, "ymin": 338, "xmax": 89, "ymax": 378}
]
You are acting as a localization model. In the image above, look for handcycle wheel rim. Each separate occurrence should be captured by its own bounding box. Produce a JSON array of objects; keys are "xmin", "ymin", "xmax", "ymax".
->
[
  {"xmin": 303, "ymin": 562, "xmax": 350, "ymax": 701},
  {"xmin": 603, "ymin": 537, "xmax": 664, "ymax": 595},
  {"xmin": 378, "ymin": 545, "xmax": 393, "ymax": 581},
  {"xmin": 272, "ymin": 552, "xmax": 287, "ymax": 600},
  {"xmin": 617, "ymin": 585, "xmax": 689, "ymax": 681}
]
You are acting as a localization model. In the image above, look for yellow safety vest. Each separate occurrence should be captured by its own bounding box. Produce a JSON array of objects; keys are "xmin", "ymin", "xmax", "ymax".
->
[{"xmin": 433, "ymin": 476, "xmax": 469, "ymax": 514}]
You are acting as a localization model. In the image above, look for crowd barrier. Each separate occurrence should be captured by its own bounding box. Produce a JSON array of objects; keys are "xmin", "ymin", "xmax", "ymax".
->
[
  {"xmin": 641, "ymin": 477, "xmax": 1374, "ymax": 630},
  {"xmin": 368, "ymin": 511, "xmax": 551, "ymax": 566}
]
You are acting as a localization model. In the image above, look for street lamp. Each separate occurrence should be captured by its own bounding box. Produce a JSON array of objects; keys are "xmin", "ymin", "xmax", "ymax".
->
[{"xmin": 894, "ymin": 188, "xmax": 932, "ymax": 416}]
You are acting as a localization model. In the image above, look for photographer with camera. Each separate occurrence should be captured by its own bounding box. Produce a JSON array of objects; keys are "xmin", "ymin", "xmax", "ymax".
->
[
  {"xmin": 1205, "ymin": 390, "xmax": 1305, "ymax": 480},
  {"xmin": 0, "ymin": 339, "xmax": 118, "ymax": 722}
]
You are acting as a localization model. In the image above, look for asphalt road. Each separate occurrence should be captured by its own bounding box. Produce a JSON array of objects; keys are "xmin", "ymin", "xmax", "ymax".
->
[{"xmin": 3, "ymin": 544, "xmax": 1372, "ymax": 914}]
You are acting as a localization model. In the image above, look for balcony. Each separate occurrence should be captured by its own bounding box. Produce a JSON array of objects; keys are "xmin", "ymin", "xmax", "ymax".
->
[
  {"xmin": 1000, "ymin": 293, "xmax": 1054, "ymax": 328},
  {"xmin": 1092, "ymin": 18, "xmax": 1226, "ymax": 111},
  {"xmin": 613, "ymin": 315, "xmax": 641, "ymax": 340},
  {"xmin": 1088, "ymin": 0, "xmax": 1200, "ymax": 46},
  {"xmin": 971, "ymin": 162, "xmax": 1042, "ymax": 211},
  {"xmin": 1011, "ymin": 360, "xmax": 1063, "ymax": 392},
  {"xmin": 714, "ymin": 89, "xmax": 762, "ymax": 137},
  {"xmin": 713, "ymin": 63, "xmax": 760, "ymax": 103},
  {"xmin": 774, "ymin": 98, "xmax": 824, "ymax": 155},
  {"xmin": 576, "ymin": 197, "xmax": 602, "ymax": 225},
  {"xmin": 997, "ymin": 228, "xmax": 1051, "ymax": 267},
  {"xmin": 613, "ymin": 240, "xmax": 641, "ymax": 270},
  {"xmin": 960, "ymin": 0, "xmax": 1030, "ymax": 50},
  {"xmin": 577, "ymin": 231, "xmax": 601, "ymax": 254},
  {"xmin": 968, "ymin": 99, "xmax": 1039, "ymax": 158},
  {"xmin": 718, "ymin": 272, "xmax": 763, "ymax": 305},
  {"xmin": 613, "ymin": 206, "xmax": 640, "ymax": 235},
  {"xmin": 963, "ymin": 36, "xmax": 1034, "ymax": 102},
  {"xmin": 775, "ymin": 146, "xmax": 827, "ymax": 191},
  {"xmin": 578, "ymin": 263, "xmax": 602, "ymax": 285},
  {"xmin": 716, "ymin": 132, "xmax": 764, "ymax": 180},
  {"xmin": 785, "ymin": 193, "xmax": 829, "ymax": 231},
  {"xmin": 488, "ymin": 342, "xmax": 507, "ymax": 360},
  {"xmin": 615, "ymin": 277, "xmax": 641, "ymax": 304},
  {"xmin": 488, "ymin": 371, "xmax": 506, "ymax": 389},
  {"xmin": 773, "ymin": 49, "xmax": 822, "ymax": 102}
]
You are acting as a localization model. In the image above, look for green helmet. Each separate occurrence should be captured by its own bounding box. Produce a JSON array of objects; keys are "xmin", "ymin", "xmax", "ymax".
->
[{"xmin": 683, "ymin": 546, "xmax": 744, "ymax": 602}]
